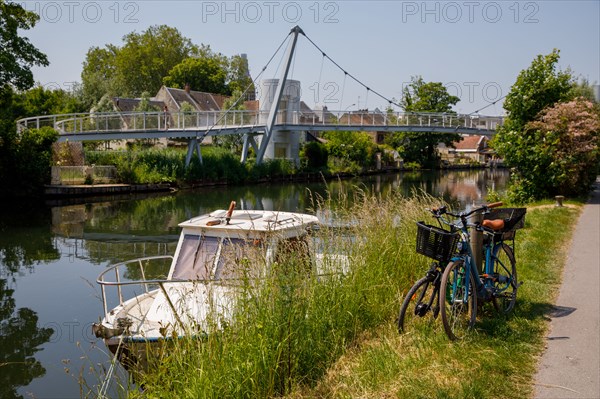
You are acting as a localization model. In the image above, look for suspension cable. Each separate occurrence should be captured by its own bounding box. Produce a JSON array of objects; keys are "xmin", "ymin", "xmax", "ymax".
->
[
  {"xmin": 196, "ymin": 30, "xmax": 292, "ymax": 141},
  {"xmin": 339, "ymin": 72, "xmax": 347, "ymax": 110},
  {"xmin": 301, "ymin": 31, "xmax": 403, "ymax": 109},
  {"xmin": 317, "ymin": 51, "xmax": 325, "ymax": 103}
]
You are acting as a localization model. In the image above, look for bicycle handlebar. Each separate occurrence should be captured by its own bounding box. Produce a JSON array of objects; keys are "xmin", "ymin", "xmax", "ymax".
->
[{"xmin": 429, "ymin": 201, "xmax": 503, "ymax": 228}]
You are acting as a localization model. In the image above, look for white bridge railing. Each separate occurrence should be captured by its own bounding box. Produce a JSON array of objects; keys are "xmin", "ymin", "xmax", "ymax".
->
[{"xmin": 17, "ymin": 110, "xmax": 503, "ymax": 137}]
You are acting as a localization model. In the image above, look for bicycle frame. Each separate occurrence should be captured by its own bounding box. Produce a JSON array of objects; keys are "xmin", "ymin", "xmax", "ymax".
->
[
  {"xmin": 436, "ymin": 204, "xmax": 507, "ymax": 303},
  {"xmin": 452, "ymin": 227, "xmax": 502, "ymax": 302}
]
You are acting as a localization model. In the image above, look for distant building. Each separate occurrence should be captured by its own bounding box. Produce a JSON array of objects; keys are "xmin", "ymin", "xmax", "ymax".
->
[{"xmin": 439, "ymin": 135, "xmax": 497, "ymax": 164}]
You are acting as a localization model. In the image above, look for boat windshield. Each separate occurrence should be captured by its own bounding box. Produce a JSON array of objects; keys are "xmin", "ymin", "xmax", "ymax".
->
[
  {"xmin": 214, "ymin": 238, "xmax": 266, "ymax": 281},
  {"xmin": 172, "ymin": 235, "xmax": 219, "ymax": 280}
]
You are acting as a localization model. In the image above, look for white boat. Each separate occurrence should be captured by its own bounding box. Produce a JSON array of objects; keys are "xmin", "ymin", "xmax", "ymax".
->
[{"xmin": 92, "ymin": 203, "xmax": 346, "ymax": 368}]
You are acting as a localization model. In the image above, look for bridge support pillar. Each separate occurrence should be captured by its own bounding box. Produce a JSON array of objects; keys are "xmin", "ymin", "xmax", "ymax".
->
[
  {"xmin": 241, "ymin": 134, "xmax": 258, "ymax": 163},
  {"xmin": 185, "ymin": 138, "xmax": 202, "ymax": 167}
]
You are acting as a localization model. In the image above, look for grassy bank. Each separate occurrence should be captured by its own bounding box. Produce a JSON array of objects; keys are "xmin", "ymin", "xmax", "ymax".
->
[{"xmin": 113, "ymin": 194, "xmax": 580, "ymax": 398}]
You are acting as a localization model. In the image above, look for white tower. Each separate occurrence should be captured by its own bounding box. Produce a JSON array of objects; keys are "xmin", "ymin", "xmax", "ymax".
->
[{"xmin": 256, "ymin": 79, "xmax": 301, "ymax": 165}]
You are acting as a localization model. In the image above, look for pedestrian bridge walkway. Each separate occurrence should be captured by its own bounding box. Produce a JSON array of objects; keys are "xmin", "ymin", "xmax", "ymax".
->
[{"xmin": 17, "ymin": 109, "xmax": 502, "ymax": 142}]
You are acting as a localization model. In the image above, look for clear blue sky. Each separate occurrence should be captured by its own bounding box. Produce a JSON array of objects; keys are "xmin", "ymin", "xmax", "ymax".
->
[{"xmin": 22, "ymin": 0, "xmax": 600, "ymax": 115}]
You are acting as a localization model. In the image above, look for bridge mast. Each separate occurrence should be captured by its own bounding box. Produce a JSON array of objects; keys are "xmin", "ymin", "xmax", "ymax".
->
[{"xmin": 251, "ymin": 25, "xmax": 303, "ymax": 165}]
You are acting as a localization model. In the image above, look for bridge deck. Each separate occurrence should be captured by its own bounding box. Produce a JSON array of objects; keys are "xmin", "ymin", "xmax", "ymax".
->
[{"xmin": 17, "ymin": 110, "xmax": 501, "ymax": 142}]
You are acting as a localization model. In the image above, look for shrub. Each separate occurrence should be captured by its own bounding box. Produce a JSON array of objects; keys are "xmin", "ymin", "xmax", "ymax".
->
[{"xmin": 301, "ymin": 141, "xmax": 328, "ymax": 170}]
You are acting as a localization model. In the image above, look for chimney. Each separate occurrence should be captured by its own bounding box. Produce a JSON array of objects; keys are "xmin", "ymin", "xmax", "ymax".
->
[{"xmin": 184, "ymin": 83, "xmax": 191, "ymax": 94}]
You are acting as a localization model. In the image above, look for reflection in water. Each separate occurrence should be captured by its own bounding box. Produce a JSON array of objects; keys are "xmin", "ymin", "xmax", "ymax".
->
[{"xmin": 0, "ymin": 279, "xmax": 54, "ymax": 399}]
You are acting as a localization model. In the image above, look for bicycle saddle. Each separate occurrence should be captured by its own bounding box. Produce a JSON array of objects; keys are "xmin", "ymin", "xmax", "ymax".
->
[{"xmin": 482, "ymin": 219, "xmax": 505, "ymax": 231}]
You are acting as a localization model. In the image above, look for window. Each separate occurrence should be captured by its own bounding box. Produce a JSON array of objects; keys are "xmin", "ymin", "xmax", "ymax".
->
[
  {"xmin": 214, "ymin": 238, "xmax": 266, "ymax": 281},
  {"xmin": 274, "ymin": 143, "xmax": 288, "ymax": 159},
  {"xmin": 172, "ymin": 235, "xmax": 219, "ymax": 280}
]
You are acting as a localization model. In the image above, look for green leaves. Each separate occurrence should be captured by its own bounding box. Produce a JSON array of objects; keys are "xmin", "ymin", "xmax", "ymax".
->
[
  {"xmin": 401, "ymin": 76, "xmax": 459, "ymax": 113},
  {"xmin": 80, "ymin": 25, "xmax": 197, "ymax": 103},
  {"xmin": 80, "ymin": 26, "xmax": 254, "ymax": 108},
  {"xmin": 493, "ymin": 50, "xmax": 598, "ymax": 202},
  {"xmin": 0, "ymin": 0, "xmax": 49, "ymax": 90},
  {"xmin": 163, "ymin": 56, "xmax": 229, "ymax": 94},
  {"xmin": 395, "ymin": 76, "xmax": 461, "ymax": 167},
  {"xmin": 500, "ymin": 49, "xmax": 573, "ymax": 132}
]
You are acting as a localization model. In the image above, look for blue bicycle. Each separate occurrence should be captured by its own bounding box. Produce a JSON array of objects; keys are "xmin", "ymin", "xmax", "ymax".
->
[
  {"xmin": 398, "ymin": 202, "xmax": 526, "ymax": 340},
  {"xmin": 435, "ymin": 202, "xmax": 526, "ymax": 340}
]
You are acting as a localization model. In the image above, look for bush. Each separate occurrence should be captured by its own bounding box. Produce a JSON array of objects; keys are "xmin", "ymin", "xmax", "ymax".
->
[
  {"xmin": 301, "ymin": 141, "xmax": 328, "ymax": 170},
  {"xmin": 0, "ymin": 127, "xmax": 58, "ymax": 196},
  {"xmin": 497, "ymin": 99, "xmax": 600, "ymax": 202}
]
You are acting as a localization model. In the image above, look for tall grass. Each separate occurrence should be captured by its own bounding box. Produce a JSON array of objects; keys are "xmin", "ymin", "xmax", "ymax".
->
[
  {"xmin": 122, "ymin": 191, "xmax": 439, "ymax": 398},
  {"xmin": 85, "ymin": 147, "xmax": 296, "ymax": 185}
]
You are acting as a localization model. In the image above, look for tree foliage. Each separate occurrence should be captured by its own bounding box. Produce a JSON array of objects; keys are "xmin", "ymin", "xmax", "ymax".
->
[
  {"xmin": 301, "ymin": 141, "xmax": 328, "ymax": 170},
  {"xmin": 388, "ymin": 76, "xmax": 461, "ymax": 167},
  {"xmin": 499, "ymin": 49, "xmax": 573, "ymax": 133},
  {"xmin": 0, "ymin": 0, "xmax": 49, "ymax": 90},
  {"xmin": 80, "ymin": 25, "xmax": 197, "ymax": 105},
  {"xmin": 499, "ymin": 99, "xmax": 600, "ymax": 202},
  {"xmin": 323, "ymin": 130, "xmax": 378, "ymax": 171},
  {"xmin": 400, "ymin": 76, "xmax": 460, "ymax": 113},
  {"xmin": 80, "ymin": 26, "xmax": 254, "ymax": 109},
  {"xmin": 492, "ymin": 50, "xmax": 590, "ymax": 202},
  {"xmin": 213, "ymin": 89, "xmax": 247, "ymax": 153},
  {"xmin": 163, "ymin": 52, "xmax": 228, "ymax": 94},
  {"xmin": 0, "ymin": 84, "xmax": 83, "ymax": 197}
]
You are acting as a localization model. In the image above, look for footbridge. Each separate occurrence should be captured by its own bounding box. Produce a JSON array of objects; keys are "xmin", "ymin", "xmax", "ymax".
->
[
  {"xmin": 17, "ymin": 109, "xmax": 501, "ymax": 162},
  {"xmin": 16, "ymin": 26, "xmax": 503, "ymax": 165},
  {"xmin": 16, "ymin": 109, "xmax": 500, "ymax": 141}
]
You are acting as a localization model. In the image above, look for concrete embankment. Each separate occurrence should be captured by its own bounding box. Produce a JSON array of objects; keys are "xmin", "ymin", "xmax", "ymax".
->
[{"xmin": 44, "ymin": 183, "xmax": 173, "ymax": 197}]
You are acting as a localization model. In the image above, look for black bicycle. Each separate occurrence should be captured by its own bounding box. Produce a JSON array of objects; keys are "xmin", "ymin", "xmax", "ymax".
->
[{"xmin": 397, "ymin": 215, "xmax": 460, "ymax": 334}]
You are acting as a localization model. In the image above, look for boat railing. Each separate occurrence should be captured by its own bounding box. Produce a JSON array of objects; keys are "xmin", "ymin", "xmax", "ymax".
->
[
  {"xmin": 97, "ymin": 255, "xmax": 247, "ymax": 320},
  {"xmin": 97, "ymin": 255, "xmax": 176, "ymax": 319}
]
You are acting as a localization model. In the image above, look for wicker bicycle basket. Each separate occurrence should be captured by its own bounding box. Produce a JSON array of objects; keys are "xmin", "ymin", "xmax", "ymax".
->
[
  {"xmin": 484, "ymin": 208, "xmax": 527, "ymax": 241},
  {"xmin": 416, "ymin": 221, "xmax": 459, "ymax": 262}
]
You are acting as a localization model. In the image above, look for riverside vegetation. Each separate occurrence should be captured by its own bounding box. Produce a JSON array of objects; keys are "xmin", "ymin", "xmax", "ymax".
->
[{"xmin": 84, "ymin": 191, "xmax": 582, "ymax": 398}]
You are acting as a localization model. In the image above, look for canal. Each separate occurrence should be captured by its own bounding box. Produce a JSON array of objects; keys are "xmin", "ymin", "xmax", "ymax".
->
[{"xmin": 0, "ymin": 168, "xmax": 508, "ymax": 398}]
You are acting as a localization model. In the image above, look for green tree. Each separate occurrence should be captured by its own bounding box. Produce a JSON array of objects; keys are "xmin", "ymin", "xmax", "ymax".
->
[
  {"xmin": 400, "ymin": 76, "xmax": 459, "ymax": 113},
  {"xmin": 0, "ymin": 2, "xmax": 60, "ymax": 198},
  {"xmin": 227, "ymin": 54, "xmax": 254, "ymax": 95},
  {"xmin": 163, "ymin": 52, "xmax": 229, "ymax": 94},
  {"xmin": 213, "ymin": 89, "xmax": 247, "ymax": 153},
  {"xmin": 498, "ymin": 49, "xmax": 573, "ymax": 134},
  {"xmin": 80, "ymin": 25, "xmax": 197, "ymax": 105},
  {"xmin": 301, "ymin": 141, "xmax": 328, "ymax": 170},
  {"xmin": 493, "ymin": 50, "xmax": 577, "ymax": 201},
  {"xmin": 0, "ymin": 0, "xmax": 49, "ymax": 90},
  {"xmin": 570, "ymin": 78, "xmax": 599, "ymax": 104},
  {"xmin": 115, "ymin": 25, "xmax": 197, "ymax": 96},
  {"xmin": 80, "ymin": 45, "xmax": 121, "ymax": 109},
  {"xmin": 500, "ymin": 99, "xmax": 600, "ymax": 202},
  {"xmin": 15, "ymin": 85, "xmax": 86, "ymax": 116},
  {"xmin": 389, "ymin": 76, "xmax": 460, "ymax": 167}
]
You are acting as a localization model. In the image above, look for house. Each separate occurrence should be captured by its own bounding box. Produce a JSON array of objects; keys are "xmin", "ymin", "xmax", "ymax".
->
[
  {"xmin": 336, "ymin": 109, "xmax": 388, "ymax": 144},
  {"xmin": 439, "ymin": 135, "xmax": 495, "ymax": 164}
]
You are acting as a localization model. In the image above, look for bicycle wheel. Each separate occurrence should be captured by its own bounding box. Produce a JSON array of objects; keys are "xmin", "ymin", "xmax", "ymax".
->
[
  {"xmin": 440, "ymin": 260, "xmax": 477, "ymax": 340},
  {"xmin": 492, "ymin": 243, "xmax": 517, "ymax": 314},
  {"xmin": 398, "ymin": 274, "xmax": 439, "ymax": 334}
]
